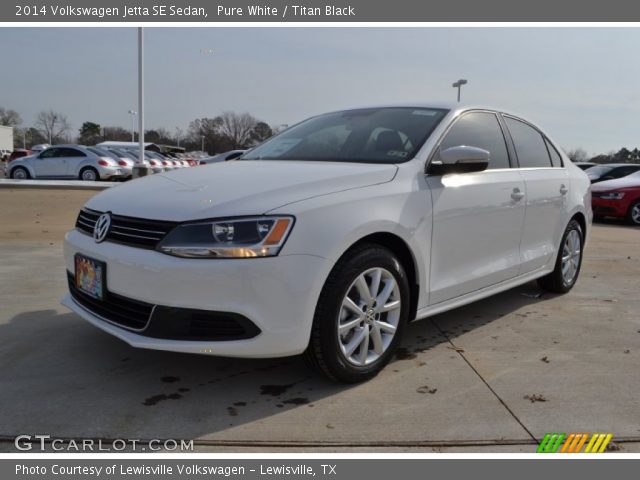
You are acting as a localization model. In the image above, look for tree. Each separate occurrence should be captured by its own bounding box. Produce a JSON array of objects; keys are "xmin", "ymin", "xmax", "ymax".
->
[
  {"xmin": 145, "ymin": 128, "xmax": 173, "ymax": 144},
  {"xmin": 102, "ymin": 126, "xmax": 131, "ymax": 141},
  {"xmin": 566, "ymin": 148, "xmax": 588, "ymax": 163},
  {"xmin": 0, "ymin": 107, "xmax": 22, "ymax": 127},
  {"xmin": 186, "ymin": 117, "xmax": 225, "ymax": 153},
  {"xmin": 614, "ymin": 147, "xmax": 632, "ymax": 163},
  {"xmin": 78, "ymin": 121, "xmax": 102, "ymax": 145},
  {"xmin": 35, "ymin": 110, "xmax": 70, "ymax": 144},
  {"xmin": 250, "ymin": 121, "xmax": 273, "ymax": 145},
  {"xmin": 216, "ymin": 111, "xmax": 259, "ymax": 149}
]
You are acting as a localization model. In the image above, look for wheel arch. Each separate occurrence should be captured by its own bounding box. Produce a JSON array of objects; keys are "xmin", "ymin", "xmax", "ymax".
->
[
  {"xmin": 340, "ymin": 232, "xmax": 420, "ymax": 322},
  {"xmin": 9, "ymin": 162, "xmax": 34, "ymax": 178}
]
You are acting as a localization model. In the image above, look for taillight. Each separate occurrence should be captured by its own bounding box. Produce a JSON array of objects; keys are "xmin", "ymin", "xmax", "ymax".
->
[
  {"xmin": 118, "ymin": 160, "xmax": 127, "ymax": 166},
  {"xmin": 162, "ymin": 161, "xmax": 168, "ymax": 166},
  {"xmin": 98, "ymin": 159, "xmax": 108, "ymax": 166}
]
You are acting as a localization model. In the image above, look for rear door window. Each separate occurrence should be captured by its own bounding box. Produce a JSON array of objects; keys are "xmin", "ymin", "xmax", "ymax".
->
[
  {"xmin": 544, "ymin": 138, "xmax": 563, "ymax": 167},
  {"xmin": 504, "ymin": 117, "xmax": 552, "ymax": 168}
]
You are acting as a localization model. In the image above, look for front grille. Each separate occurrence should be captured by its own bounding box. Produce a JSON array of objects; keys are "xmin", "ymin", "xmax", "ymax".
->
[
  {"xmin": 75, "ymin": 208, "xmax": 177, "ymax": 249},
  {"xmin": 67, "ymin": 272, "xmax": 153, "ymax": 330}
]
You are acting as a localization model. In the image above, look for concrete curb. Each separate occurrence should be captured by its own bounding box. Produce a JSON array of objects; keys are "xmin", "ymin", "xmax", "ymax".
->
[{"xmin": 0, "ymin": 179, "xmax": 116, "ymax": 190}]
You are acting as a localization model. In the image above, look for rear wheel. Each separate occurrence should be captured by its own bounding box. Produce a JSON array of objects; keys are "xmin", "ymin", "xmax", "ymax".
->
[
  {"xmin": 626, "ymin": 200, "xmax": 640, "ymax": 226},
  {"xmin": 538, "ymin": 219, "xmax": 583, "ymax": 293},
  {"xmin": 79, "ymin": 167, "xmax": 99, "ymax": 182},
  {"xmin": 10, "ymin": 167, "xmax": 29, "ymax": 180},
  {"xmin": 304, "ymin": 244, "xmax": 410, "ymax": 383}
]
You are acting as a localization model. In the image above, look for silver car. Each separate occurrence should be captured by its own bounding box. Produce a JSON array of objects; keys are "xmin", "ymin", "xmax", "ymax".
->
[{"xmin": 7, "ymin": 144, "xmax": 123, "ymax": 181}]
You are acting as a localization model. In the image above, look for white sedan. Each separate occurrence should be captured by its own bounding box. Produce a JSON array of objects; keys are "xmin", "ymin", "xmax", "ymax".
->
[{"xmin": 62, "ymin": 104, "xmax": 591, "ymax": 382}]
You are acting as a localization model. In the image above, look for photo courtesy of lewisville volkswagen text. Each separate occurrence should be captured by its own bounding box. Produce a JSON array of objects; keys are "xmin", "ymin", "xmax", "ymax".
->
[{"xmin": 1, "ymin": 0, "xmax": 639, "ymax": 475}]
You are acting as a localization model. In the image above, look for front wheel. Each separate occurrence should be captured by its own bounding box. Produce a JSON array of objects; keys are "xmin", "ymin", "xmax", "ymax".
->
[
  {"xmin": 304, "ymin": 244, "xmax": 410, "ymax": 383},
  {"xmin": 626, "ymin": 200, "xmax": 640, "ymax": 226},
  {"xmin": 10, "ymin": 167, "xmax": 30, "ymax": 180},
  {"xmin": 538, "ymin": 219, "xmax": 584, "ymax": 293}
]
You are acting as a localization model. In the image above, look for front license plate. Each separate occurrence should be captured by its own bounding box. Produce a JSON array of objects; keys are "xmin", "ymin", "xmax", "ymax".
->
[{"xmin": 75, "ymin": 254, "xmax": 106, "ymax": 301}]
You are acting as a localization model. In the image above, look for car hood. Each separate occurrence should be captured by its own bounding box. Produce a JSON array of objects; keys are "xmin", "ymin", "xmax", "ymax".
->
[
  {"xmin": 85, "ymin": 160, "xmax": 398, "ymax": 221},
  {"xmin": 591, "ymin": 172, "xmax": 640, "ymax": 192}
]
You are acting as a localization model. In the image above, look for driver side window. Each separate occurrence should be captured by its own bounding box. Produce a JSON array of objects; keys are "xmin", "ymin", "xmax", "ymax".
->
[
  {"xmin": 440, "ymin": 112, "xmax": 511, "ymax": 170},
  {"xmin": 39, "ymin": 148, "xmax": 60, "ymax": 159}
]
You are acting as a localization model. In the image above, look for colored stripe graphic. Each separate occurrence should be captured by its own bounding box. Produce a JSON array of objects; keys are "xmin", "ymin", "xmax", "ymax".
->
[{"xmin": 538, "ymin": 433, "xmax": 613, "ymax": 453}]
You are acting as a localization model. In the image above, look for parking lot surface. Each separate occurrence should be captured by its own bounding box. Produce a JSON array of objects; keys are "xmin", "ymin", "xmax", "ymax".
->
[{"xmin": 0, "ymin": 187, "xmax": 639, "ymax": 452}]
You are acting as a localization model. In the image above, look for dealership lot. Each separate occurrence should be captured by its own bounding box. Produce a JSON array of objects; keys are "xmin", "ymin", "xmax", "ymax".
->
[{"xmin": 0, "ymin": 187, "xmax": 638, "ymax": 452}]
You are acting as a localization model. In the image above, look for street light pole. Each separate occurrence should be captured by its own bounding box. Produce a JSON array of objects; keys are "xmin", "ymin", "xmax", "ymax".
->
[
  {"xmin": 201, "ymin": 135, "xmax": 205, "ymax": 153},
  {"xmin": 133, "ymin": 27, "xmax": 149, "ymax": 178},
  {"xmin": 452, "ymin": 79, "xmax": 468, "ymax": 102},
  {"xmin": 128, "ymin": 110, "xmax": 137, "ymax": 142}
]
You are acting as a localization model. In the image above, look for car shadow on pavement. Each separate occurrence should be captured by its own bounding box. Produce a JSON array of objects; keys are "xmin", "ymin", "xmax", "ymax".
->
[{"xmin": 0, "ymin": 281, "xmax": 552, "ymax": 446}]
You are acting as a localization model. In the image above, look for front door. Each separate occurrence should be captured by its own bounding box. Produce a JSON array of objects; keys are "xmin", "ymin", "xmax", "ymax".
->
[{"xmin": 426, "ymin": 111, "xmax": 526, "ymax": 305}]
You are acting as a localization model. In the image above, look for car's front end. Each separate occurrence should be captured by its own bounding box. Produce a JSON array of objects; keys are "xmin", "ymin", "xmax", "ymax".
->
[{"xmin": 62, "ymin": 210, "xmax": 329, "ymax": 357}]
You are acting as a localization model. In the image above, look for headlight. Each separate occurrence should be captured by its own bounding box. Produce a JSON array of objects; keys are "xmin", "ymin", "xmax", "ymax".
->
[
  {"xmin": 157, "ymin": 216, "xmax": 294, "ymax": 258},
  {"xmin": 599, "ymin": 192, "xmax": 625, "ymax": 200}
]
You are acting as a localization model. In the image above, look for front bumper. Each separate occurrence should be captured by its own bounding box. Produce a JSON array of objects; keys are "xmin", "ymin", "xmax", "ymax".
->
[
  {"xmin": 62, "ymin": 229, "xmax": 331, "ymax": 358},
  {"xmin": 591, "ymin": 197, "xmax": 628, "ymax": 218}
]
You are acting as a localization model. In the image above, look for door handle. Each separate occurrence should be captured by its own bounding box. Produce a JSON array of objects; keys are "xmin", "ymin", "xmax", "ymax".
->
[
  {"xmin": 560, "ymin": 184, "xmax": 569, "ymax": 195},
  {"xmin": 511, "ymin": 188, "xmax": 525, "ymax": 201}
]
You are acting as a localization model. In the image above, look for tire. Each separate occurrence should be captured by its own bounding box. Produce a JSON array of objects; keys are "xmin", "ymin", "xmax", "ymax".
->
[
  {"xmin": 79, "ymin": 167, "xmax": 99, "ymax": 182},
  {"xmin": 538, "ymin": 219, "xmax": 584, "ymax": 293},
  {"xmin": 626, "ymin": 200, "xmax": 640, "ymax": 226},
  {"xmin": 10, "ymin": 166, "xmax": 30, "ymax": 180},
  {"xmin": 304, "ymin": 244, "xmax": 410, "ymax": 383}
]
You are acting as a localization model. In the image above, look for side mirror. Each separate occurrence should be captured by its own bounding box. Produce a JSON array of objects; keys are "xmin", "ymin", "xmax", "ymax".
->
[{"xmin": 427, "ymin": 146, "xmax": 490, "ymax": 175}]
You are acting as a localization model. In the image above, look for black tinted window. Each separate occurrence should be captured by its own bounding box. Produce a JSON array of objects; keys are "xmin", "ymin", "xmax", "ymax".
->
[
  {"xmin": 243, "ymin": 107, "xmax": 447, "ymax": 164},
  {"xmin": 39, "ymin": 148, "xmax": 60, "ymax": 159},
  {"xmin": 505, "ymin": 117, "xmax": 552, "ymax": 168},
  {"xmin": 440, "ymin": 112, "xmax": 510, "ymax": 169},
  {"xmin": 611, "ymin": 166, "xmax": 640, "ymax": 178},
  {"xmin": 57, "ymin": 148, "xmax": 85, "ymax": 157},
  {"xmin": 544, "ymin": 138, "xmax": 563, "ymax": 167}
]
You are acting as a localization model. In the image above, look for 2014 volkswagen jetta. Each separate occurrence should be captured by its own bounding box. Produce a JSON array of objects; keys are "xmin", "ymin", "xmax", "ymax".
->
[{"xmin": 62, "ymin": 104, "xmax": 591, "ymax": 382}]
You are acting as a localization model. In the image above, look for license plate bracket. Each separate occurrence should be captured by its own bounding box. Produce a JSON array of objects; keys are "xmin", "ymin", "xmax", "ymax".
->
[{"xmin": 74, "ymin": 254, "xmax": 106, "ymax": 301}]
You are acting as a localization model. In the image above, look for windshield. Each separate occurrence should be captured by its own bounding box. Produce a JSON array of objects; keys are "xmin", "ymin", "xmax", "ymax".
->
[
  {"xmin": 587, "ymin": 165, "xmax": 613, "ymax": 176},
  {"xmin": 243, "ymin": 107, "xmax": 448, "ymax": 164}
]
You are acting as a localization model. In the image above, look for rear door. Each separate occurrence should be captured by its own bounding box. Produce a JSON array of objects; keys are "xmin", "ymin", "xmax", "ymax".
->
[
  {"xmin": 426, "ymin": 111, "xmax": 526, "ymax": 305},
  {"xmin": 502, "ymin": 116, "xmax": 569, "ymax": 274}
]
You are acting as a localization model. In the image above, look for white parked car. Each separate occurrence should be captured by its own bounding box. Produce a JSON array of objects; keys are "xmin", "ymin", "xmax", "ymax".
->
[
  {"xmin": 8, "ymin": 144, "xmax": 123, "ymax": 181},
  {"xmin": 199, "ymin": 149, "xmax": 246, "ymax": 165},
  {"xmin": 62, "ymin": 104, "xmax": 591, "ymax": 382}
]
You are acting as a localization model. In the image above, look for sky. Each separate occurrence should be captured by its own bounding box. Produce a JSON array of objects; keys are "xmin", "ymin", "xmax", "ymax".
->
[{"xmin": 1, "ymin": 27, "xmax": 639, "ymax": 155}]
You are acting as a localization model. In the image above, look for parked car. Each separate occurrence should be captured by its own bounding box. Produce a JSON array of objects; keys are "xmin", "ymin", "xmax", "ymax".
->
[
  {"xmin": 113, "ymin": 148, "xmax": 165, "ymax": 174},
  {"xmin": 7, "ymin": 144, "xmax": 123, "ymax": 181},
  {"xmin": 591, "ymin": 171, "xmax": 640, "ymax": 225},
  {"xmin": 574, "ymin": 162, "xmax": 597, "ymax": 171},
  {"xmin": 1, "ymin": 149, "xmax": 11, "ymax": 161},
  {"xmin": 62, "ymin": 104, "xmax": 591, "ymax": 382},
  {"xmin": 30, "ymin": 144, "xmax": 50, "ymax": 154},
  {"xmin": 7, "ymin": 149, "xmax": 31, "ymax": 163},
  {"xmin": 586, "ymin": 163, "xmax": 640, "ymax": 183},
  {"xmin": 87, "ymin": 146, "xmax": 134, "ymax": 180},
  {"xmin": 200, "ymin": 149, "xmax": 246, "ymax": 165}
]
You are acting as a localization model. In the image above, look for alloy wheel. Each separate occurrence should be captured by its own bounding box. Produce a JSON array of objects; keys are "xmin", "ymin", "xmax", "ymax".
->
[
  {"xmin": 337, "ymin": 267, "xmax": 401, "ymax": 366},
  {"xmin": 561, "ymin": 229, "xmax": 581, "ymax": 285}
]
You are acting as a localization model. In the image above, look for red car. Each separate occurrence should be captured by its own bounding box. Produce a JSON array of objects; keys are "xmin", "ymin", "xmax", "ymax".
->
[
  {"xmin": 8, "ymin": 149, "xmax": 31, "ymax": 162},
  {"xmin": 591, "ymin": 171, "xmax": 640, "ymax": 225}
]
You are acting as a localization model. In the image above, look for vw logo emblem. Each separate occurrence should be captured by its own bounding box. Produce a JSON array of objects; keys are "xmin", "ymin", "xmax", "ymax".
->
[{"xmin": 93, "ymin": 213, "xmax": 111, "ymax": 243}]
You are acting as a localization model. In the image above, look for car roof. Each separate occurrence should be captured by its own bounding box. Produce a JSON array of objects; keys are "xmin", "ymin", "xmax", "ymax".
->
[{"xmin": 325, "ymin": 102, "xmax": 528, "ymax": 119}]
